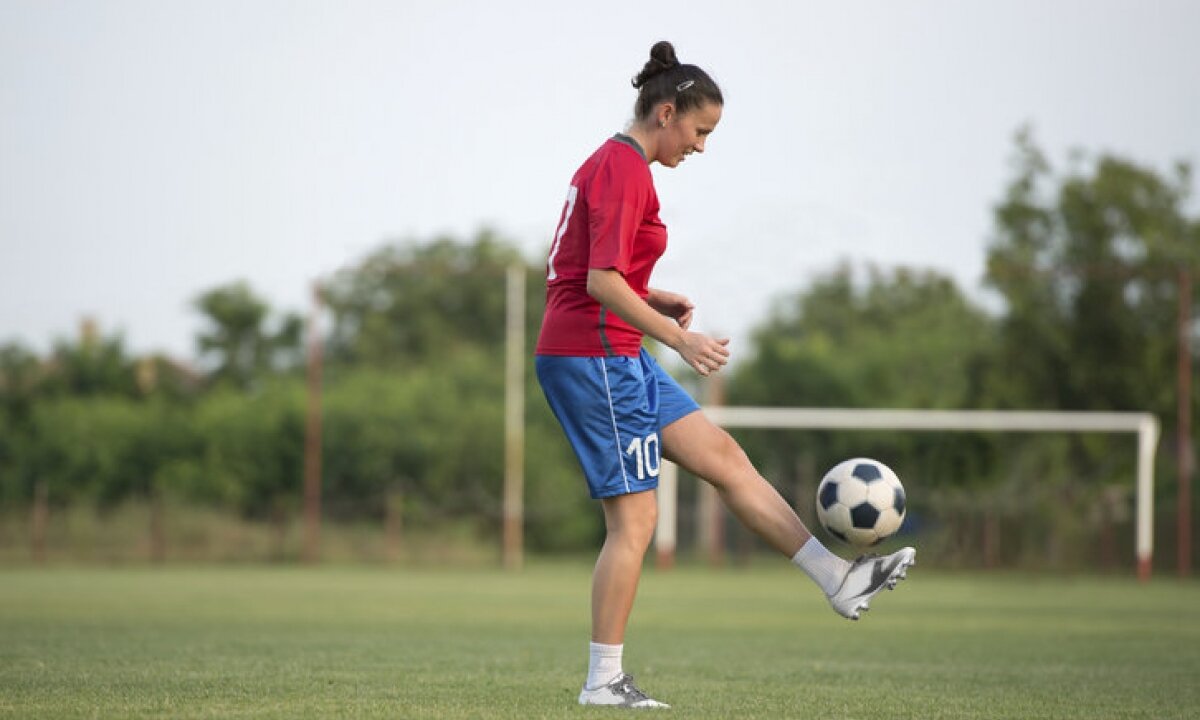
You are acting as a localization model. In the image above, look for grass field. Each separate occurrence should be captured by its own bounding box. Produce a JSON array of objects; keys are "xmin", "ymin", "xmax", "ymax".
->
[{"xmin": 2, "ymin": 564, "xmax": 1198, "ymax": 719}]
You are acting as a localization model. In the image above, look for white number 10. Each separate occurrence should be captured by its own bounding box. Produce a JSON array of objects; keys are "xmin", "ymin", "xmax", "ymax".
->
[{"xmin": 625, "ymin": 433, "xmax": 660, "ymax": 480}]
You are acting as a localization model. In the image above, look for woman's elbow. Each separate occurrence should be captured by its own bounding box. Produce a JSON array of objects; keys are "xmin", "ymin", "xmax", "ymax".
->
[{"xmin": 586, "ymin": 270, "xmax": 610, "ymax": 301}]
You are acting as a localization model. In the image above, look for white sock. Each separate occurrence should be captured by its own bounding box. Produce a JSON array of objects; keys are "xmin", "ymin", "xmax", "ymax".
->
[
  {"xmin": 586, "ymin": 641, "xmax": 623, "ymax": 690},
  {"xmin": 792, "ymin": 537, "xmax": 851, "ymax": 596}
]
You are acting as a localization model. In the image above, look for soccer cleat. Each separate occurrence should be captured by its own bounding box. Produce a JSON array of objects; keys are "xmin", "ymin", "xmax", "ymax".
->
[
  {"xmin": 827, "ymin": 546, "xmax": 916, "ymax": 620},
  {"xmin": 578, "ymin": 673, "xmax": 670, "ymax": 709}
]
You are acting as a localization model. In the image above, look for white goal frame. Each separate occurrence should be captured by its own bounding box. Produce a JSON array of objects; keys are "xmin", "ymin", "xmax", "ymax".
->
[{"xmin": 655, "ymin": 407, "xmax": 1162, "ymax": 579}]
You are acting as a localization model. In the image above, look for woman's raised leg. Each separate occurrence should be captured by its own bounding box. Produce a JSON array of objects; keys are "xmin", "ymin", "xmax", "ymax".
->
[{"xmin": 661, "ymin": 410, "xmax": 811, "ymax": 556}]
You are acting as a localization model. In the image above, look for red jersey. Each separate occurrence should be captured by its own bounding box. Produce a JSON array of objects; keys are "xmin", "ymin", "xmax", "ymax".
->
[{"xmin": 536, "ymin": 135, "xmax": 667, "ymax": 357}]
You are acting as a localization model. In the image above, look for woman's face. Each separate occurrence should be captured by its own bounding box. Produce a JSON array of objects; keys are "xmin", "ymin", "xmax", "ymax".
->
[{"xmin": 658, "ymin": 101, "xmax": 722, "ymax": 168}]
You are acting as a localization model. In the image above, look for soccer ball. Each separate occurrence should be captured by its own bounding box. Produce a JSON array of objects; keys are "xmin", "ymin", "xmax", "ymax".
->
[{"xmin": 816, "ymin": 458, "xmax": 907, "ymax": 548}]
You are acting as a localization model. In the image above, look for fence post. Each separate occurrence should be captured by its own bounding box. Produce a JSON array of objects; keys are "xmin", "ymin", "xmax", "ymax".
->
[
  {"xmin": 303, "ymin": 281, "xmax": 323, "ymax": 564},
  {"xmin": 31, "ymin": 479, "xmax": 48, "ymax": 564},
  {"xmin": 503, "ymin": 264, "xmax": 525, "ymax": 570}
]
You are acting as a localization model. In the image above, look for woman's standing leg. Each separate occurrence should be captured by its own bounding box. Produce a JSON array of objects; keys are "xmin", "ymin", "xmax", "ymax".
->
[
  {"xmin": 592, "ymin": 490, "xmax": 658, "ymax": 644},
  {"xmin": 577, "ymin": 489, "xmax": 670, "ymax": 708}
]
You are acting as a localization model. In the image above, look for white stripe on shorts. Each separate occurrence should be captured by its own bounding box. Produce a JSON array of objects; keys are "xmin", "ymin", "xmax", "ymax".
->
[{"xmin": 598, "ymin": 358, "xmax": 630, "ymax": 494}]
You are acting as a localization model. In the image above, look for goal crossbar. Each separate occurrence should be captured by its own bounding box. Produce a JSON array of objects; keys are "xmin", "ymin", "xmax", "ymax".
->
[{"xmin": 656, "ymin": 407, "xmax": 1161, "ymax": 579}]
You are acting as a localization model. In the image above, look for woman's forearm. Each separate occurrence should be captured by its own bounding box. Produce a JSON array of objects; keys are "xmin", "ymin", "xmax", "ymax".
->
[{"xmin": 587, "ymin": 269, "xmax": 684, "ymax": 350}]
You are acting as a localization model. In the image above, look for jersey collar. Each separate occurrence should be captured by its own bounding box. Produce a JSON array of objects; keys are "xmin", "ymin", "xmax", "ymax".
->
[{"xmin": 611, "ymin": 133, "xmax": 648, "ymax": 162}]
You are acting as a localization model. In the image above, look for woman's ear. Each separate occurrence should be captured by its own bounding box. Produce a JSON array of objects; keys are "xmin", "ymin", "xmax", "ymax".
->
[{"xmin": 656, "ymin": 103, "xmax": 675, "ymax": 128}]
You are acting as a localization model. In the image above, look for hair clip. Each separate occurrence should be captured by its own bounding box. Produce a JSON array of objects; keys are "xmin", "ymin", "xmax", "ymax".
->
[{"xmin": 676, "ymin": 79, "xmax": 695, "ymax": 92}]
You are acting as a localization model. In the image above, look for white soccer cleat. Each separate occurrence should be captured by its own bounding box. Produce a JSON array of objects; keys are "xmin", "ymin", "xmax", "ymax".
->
[
  {"xmin": 827, "ymin": 546, "xmax": 916, "ymax": 620},
  {"xmin": 578, "ymin": 673, "xmax": 670, "ymax": 709}
]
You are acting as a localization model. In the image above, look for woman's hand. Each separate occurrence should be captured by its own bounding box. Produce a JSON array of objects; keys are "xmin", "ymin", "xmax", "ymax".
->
[
  {"xmin": 587, "ymin": 271, "xmax": 729, "ymax": 375},
  {"xmin": 672, "ymin": 331, "xmax": 730, "ymax": 377},
  {"xmin": 647, "ymin": 287, "xmax": 728, "ymax": 375},
  {"xmin": 646, "ymin": 288, "xmax": 695, "ymax": 330}
]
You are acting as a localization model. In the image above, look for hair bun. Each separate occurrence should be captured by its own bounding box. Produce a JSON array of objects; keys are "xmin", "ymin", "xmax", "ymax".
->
[
  {"xmin": 632, "ymin": 40, "xmax": 680, "ymax": 89},
  {"xmin": 648, "ymin": 40, "xmax": 678, "ymax": 68}
]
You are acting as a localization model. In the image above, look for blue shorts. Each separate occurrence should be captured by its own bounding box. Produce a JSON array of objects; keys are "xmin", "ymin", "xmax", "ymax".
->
[{"xmin": 536, "ymin": 348, "xmax": 700, "ymax": 499}]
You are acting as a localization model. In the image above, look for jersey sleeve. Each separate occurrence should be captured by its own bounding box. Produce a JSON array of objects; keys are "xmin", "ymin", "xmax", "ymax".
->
[{"xmin": 586, "ymin": 155, "xmax": 649, "ymax": 274}]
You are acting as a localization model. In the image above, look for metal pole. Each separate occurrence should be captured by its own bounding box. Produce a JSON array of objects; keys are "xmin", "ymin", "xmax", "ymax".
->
[
  {"xmin": 503, "ymin": 264, "xmax": 525, "ymax": 570},
  {"xmin": 303, "ymin": 281, "xmax": 323, "ymax": 564},
  {"xmin": 30, "ymin": 479, "xmax": 47, "ymax": 564},
  {"xmin": 1179, "ymin": 268, "xmax": 1193, "ymax": 577},
  {"xmin": 655, "ymin": 461, "xmax": 678, "ymax": 569},
  {"xmin": 700, "ymin": 374, "xmax": 725, "ymax": 566},
  {"xmin": 1137, "ymin": 417, "xmax": 1160, "ymax": 582}
]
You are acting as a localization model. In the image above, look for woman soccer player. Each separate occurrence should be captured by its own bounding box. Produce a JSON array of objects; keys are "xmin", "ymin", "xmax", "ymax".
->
[{"xmin": 535, "ymin": 41, "xmax": 916, "ymax": 709}]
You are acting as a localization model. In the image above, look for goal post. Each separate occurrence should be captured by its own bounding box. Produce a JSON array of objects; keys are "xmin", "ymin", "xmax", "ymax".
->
[{"xmin": 656, "ymin": 407, "xmax": 1162, "ymax": 580}]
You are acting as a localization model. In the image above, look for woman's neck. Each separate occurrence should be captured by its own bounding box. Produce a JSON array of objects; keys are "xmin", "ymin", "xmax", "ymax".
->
[{"xmin": 624, "ymin": 122, "xmax": 657, "ymax": 165}]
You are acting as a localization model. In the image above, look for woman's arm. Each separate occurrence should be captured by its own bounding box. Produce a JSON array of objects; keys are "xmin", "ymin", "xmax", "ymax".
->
[
  {"xmin": 587, "ymin": 268, "xmax": 729, "ymax": 376},
  {"xmin": 645, "ymin": 287, "xmax": 694, "ymax": 330}
]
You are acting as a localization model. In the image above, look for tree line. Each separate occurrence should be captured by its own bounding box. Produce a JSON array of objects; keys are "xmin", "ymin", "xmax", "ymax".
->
[{"xmin": 0, "ymin": 134, "xmax": 1196, "ymax": 564}]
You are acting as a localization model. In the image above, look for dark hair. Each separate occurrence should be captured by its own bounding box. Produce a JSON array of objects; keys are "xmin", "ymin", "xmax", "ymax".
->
[{"xmin": 631, "ymin": 40, "xmax": 723, "ymax": 121}]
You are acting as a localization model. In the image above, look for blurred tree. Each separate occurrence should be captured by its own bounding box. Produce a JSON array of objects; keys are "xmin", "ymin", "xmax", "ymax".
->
[
  {"xmin": 0, "ymin": 337, "xmax": 200, "ymax": 511},
  {"xmin": 192, "ymin": 379, "xmax": 304, "ymax": 521},
  {"xmin": 0, "ymin": 341, "xmax": 42, "ymax": 505},
  {"xmin": 982, "ymin": 130, "xmax": 1198, "ymax": 565},
  {"xmin": 132, "ymin": 354, "xmax": 203, "ymax": 401},
  {"xmin": 982, "ymin": 131, "xmax": 1197, "ymax": 494},
  {"xmin": 723, "ymin": 264, "xmax": 997, "ymax": 560},
  {"xmin": 984, "ymin": 128, "xmax": 1197, "ymax": 415},
  {"xmin": 318, "ymin": 318, "xmax": 595, "ymax": 549},
  {"xmin": 321, "ymin": 353, "xmax": 500, "ymax": 520},
  {"xmin": 735, "ymin": 264, "xmax": 993, "ymax": 411},
  {"xmin": 42, "ymin": 319, "xmax": 137, "ymax": 397},
  {"xmin": 315, "ymin": 229, "xmax": 597, "ymax": 548},
  {"xmin": 0, "ymin": 341, "xmax": 42, "ymax": 420},
  {"xmin": 25, "ymin": 396, "xmax": 197, "ymax": 506},
  {"xmin": 322, "ymin": 229, "xmax": 524, "ymax": 367},
  {"xmin": 194, "ymin": 281, "xmax": 302, "ymax": 388}
]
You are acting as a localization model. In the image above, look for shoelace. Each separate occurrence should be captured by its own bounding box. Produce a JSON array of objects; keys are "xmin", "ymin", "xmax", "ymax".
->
[{"xmin": 616, "ymin": 675, "xmax": 650, "ymax": 703}]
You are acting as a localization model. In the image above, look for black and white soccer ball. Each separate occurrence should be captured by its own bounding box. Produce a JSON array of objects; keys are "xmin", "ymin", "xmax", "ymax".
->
[{"xmin": 816, "ymin": 458, "xmax": 907, "ymax": 548}]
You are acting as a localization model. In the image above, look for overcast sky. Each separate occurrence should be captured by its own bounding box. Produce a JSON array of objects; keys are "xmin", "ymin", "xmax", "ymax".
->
[{"xmin": 2, "ymin": 0, "xmax": 1198, "ymax": 360}]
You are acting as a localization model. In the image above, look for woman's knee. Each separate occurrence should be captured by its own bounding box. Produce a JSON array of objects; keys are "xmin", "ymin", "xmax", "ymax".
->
[
  {"xmin": 606, "ymin": 511, "xmax": 657, "ymax": 549},
  {"xmin": 602, "ymin": 492, "xmax": 658, "ymax": 548},
  {"xmin": 665, "ymin": 416, "xmax": 751, "ymax": 482}
]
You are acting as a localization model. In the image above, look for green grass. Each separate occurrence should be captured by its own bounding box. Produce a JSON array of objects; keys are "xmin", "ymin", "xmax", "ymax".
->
[{"xmin": 1, "ymin": 564, "xmax": 1198, "ymax": 719}]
